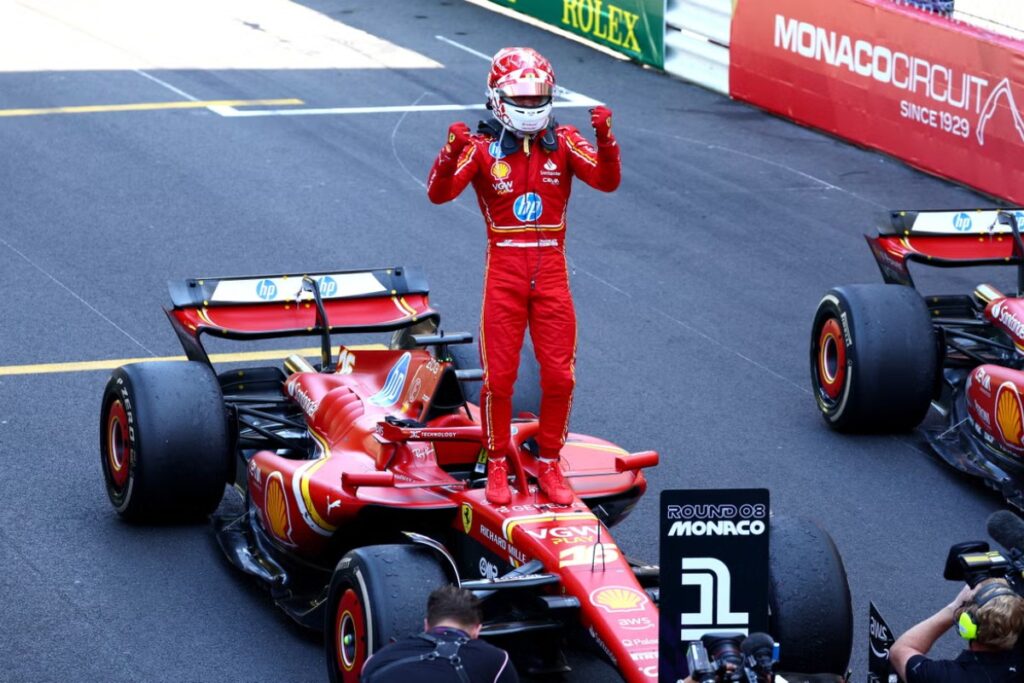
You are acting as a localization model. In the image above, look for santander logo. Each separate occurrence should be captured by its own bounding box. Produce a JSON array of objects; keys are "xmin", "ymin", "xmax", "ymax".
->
[{"xmin": 990, "ymin": 300, "xmax": 1024, "ymax": 342}]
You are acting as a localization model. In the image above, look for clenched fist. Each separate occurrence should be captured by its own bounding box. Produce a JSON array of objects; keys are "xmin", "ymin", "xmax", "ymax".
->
[
  {"xmin": 445, "ymin": 122, "xmax": 471, "ymax": 155},
  {"xmin": 590, "ymin": 105, "xmax": 614, "ymax": 144}
]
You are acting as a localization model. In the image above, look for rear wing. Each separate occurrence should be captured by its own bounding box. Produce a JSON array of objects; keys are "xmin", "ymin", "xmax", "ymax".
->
[
  {"xmin": 868, "ymin": 209, "xmax": 1024, "ymax": 287},
  {"xmin": 165, "ymin": 266, "xmax": 439, "ymax": 364}
]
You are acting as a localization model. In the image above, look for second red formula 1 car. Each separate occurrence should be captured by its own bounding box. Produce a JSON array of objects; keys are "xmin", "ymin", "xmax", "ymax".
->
[
  {"xmin": 811, "ymin": 209, "xmax": 1024, "ymax": 509},
  {"xmin": 101, "ymin": 266, "xmax": 852, "ymax": 681}
]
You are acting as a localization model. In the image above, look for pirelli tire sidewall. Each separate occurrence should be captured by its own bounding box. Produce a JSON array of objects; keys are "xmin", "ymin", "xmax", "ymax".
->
[
  {"xmin": 99, "ymin": 361, "xmax": 230, "ymax": 521},
  {"xmin": 326, "ymin": 545, "xmax": 450, "ymax": 683},
  {"xmin": 769, "ymin": 515, "xmax": 853, "ymax": 675},
  {"xmin": 809, "ymin": 284, "xmax": 937, "ymax": 432}
]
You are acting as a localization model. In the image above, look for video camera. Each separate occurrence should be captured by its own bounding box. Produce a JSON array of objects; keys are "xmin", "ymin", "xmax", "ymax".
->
[
  {"xmin": 686, "ymin": 632, "xmax": 777, "ymax": 683},
  {"xmin": 944, "ymin": 510, "xmax": 1024, "ymax": 594}
]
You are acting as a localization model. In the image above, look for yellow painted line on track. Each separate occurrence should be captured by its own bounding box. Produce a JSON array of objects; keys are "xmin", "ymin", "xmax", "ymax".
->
[
  {"xmin": 0, "ymin": 344, "xmax": 386, "ymax": 377},
  {"xmin": 0, "ymin": 99, "xmax": 304, "ymax": 118}
]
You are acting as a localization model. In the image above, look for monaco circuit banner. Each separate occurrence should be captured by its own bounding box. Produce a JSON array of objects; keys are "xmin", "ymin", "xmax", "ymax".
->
[
  {"xmin": 482, "ymin": 0, "xmax": 665, "ymax": 68},
  {"xmin": 730, "ymin": 0, "xmax": 1024, "ymax": 205}
]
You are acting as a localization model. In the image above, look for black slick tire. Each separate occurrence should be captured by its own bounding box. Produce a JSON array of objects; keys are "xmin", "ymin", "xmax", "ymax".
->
[
  {"xmin": 325, "ymin": 544, "xmax": 450, "ymax": 683},
  {"xmin": 769, "ymin": 516, "xmax": 853, "ymax": 675},
  {"xmin": 809, "ymin": 284, "xmax": 937, "ymax": 432},
  {"xmin": 99, "ymin": 361, "xmax": 230, "ymax": 522}
]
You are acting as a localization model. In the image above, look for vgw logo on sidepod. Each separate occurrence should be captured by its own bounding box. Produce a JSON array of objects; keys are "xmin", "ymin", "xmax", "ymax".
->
[
  {"xmin": 370, "ymin": 352, "xmax": 411, "ymax": 407},
  {"xmin": 513, "ymin": 193, "xmax": 543, "ymax": 222}
]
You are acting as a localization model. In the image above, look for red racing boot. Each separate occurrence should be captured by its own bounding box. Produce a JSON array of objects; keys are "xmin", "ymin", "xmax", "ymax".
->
[
  {"xmin": 537, "ymin": 459, "xmax": 573, "ymax": 505},
  {"xmin": 486, "ymin": 456, "xmax": 511, "ymax": 505}
]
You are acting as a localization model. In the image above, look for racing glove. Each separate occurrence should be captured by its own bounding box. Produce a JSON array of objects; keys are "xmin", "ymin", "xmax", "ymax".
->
[
  {"xmin": 445, "ymin": 122, "xmax": 471, "ymax": 156},
  {"xmin": 590, "ymin": 105, "xmax": 615, "ymax": 146}
]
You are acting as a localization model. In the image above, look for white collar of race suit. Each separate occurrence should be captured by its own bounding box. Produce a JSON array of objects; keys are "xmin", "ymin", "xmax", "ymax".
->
[{"xmin": 478, "ymin": 117, "xmax": 558, "ymax": 153}]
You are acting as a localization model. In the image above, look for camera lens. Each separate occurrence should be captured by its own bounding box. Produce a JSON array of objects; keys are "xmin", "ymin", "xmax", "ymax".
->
[{"xmin": 701, "ymin": 632, "xmax": 746, "ymax": 679}]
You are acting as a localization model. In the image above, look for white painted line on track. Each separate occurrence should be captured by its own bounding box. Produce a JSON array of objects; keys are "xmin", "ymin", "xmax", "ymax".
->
[
  {"xmin": 435, "ymin": 34, "xmax": 491, "ymax": 61},
  {"xmin": 434, "ymin": 35, "xmax": 603, "ymax": 107},
  {"xmin": 0, "ymin": 235, "xmax": 155, "ymax": 356},
  {"xmin": 208, "ymin": 34, "xmax": 602, "ymax": 119},
  {"xmin": 133, "ymin": 69, "xmax": 199, "ymax": 102},
  {"xmin": 210, "ymin": 97, "xmax": 600, "ymax": 118}
]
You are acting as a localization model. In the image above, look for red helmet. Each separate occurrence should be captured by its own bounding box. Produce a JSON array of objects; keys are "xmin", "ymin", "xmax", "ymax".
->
[{"xmin": 487, "ymin": 47, "xmax": 555, "ymax": 134}]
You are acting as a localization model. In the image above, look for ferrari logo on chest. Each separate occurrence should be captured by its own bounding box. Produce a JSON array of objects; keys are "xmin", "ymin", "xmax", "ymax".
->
[{"xmin": 461, "ymin": 503, "xmax": 473, "ymax": 534}]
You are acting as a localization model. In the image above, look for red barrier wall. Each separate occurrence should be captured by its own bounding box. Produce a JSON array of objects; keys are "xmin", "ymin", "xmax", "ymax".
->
[{"xmin": 730, "ymin": 0, "xmax": 1024, "ymax": 204}]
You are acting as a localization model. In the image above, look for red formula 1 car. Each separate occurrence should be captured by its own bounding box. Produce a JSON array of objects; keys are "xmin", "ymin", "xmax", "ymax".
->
[
  {"xmin": 811, "ymin": 209, "xmax": 1024, "ymax": 509},
  {"xmin": 101, "ymin": 267, "xmax": 851, "ymax": 682}
]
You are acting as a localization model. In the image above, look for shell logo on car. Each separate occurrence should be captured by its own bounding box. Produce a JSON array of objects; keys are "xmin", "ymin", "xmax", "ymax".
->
[
  {"xmin": 996, "ymin": 383, "xmax": 1024, "ymax": 447},
  {"xmin": 266, "ymin": 472, "xmax": 293, "ymax": 544},
  {"xmin": 589, "ymin": 586, "xmax": 648, "ymax": 613}
]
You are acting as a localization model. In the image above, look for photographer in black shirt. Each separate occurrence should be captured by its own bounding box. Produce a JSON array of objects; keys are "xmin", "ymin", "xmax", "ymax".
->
[
  {"xmin": 361, "ymin": 585, "xmax": 518, "ymax": 683},
  {"xmin": 890, "ymin": 579, "xmax": 1024, "ymax": 682}
]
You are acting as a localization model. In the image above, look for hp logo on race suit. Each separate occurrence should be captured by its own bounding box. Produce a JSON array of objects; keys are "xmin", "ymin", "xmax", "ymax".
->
[
  {"xmin": 953, "ymin": 212, "xmax": 973, "ymax": 232},
  {"xmin": 318, "ymin": 276, "xmax": 338, "ymax": 297},
  {"xmin": 489, "ymin": 141, "xmax": 506, "ymax": 159},
  {"xmin": 256, "ymin": 279, "xmax": 278, "ymax": 300},
  {"xmin": 513, "ymin": 193, "xmax": 543, "ymax": 222},
  {"xmin": 679, "ymin": 557, "xmax": 748, "ymax": 640}
]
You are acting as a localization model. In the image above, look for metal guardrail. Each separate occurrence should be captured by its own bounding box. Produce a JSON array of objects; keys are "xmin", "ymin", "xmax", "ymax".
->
[{"xmin": 663, "ymin": 0, "xmax": 732, "ymax": 94}]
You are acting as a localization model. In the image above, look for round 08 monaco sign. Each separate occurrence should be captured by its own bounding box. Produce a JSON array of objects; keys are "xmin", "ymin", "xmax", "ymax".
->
[{"xmin": 658, "ymin": 489, "xmax": 770, "ymax": 681}]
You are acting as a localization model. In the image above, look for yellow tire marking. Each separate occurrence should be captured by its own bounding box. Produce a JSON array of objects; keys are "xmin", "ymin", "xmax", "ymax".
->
[{"xmin": 0, "ymin": 98, "xmax": 303, "ymax": 118}]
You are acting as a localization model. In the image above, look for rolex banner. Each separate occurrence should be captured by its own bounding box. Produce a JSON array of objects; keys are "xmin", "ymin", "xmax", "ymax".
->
[
  {"xmin": 482, "ymin": 0, "xmax": 665, "ymax": 68},
  {"xmin": 659, "ymin": 489, "xmax": 770, "ymax": 682}
]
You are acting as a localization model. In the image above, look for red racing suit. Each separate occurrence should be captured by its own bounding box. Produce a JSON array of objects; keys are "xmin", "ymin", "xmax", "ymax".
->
[{"xmin": 426, "ymin": 118, "xmax": 620, "ymax": 459}]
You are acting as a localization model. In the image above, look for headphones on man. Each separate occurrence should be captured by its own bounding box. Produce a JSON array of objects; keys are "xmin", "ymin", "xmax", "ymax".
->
[{"xmin": 956, "ymin": 582, "xmax": 1019, "ymax": 640}]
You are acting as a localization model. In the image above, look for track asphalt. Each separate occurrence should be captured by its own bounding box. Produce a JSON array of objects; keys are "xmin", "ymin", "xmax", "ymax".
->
[{"xmin": 0, "ymin": 0, "xmax": 1008, "ymax": 680}]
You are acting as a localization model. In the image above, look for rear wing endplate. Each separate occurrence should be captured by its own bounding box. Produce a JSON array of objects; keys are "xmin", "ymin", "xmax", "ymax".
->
[
  {"xmin": 165, "ymin": 266, "xmax": 438, "ymax": 365},
  {"xmin": 869, "ymin": 209, "xmax": 1024, "ymax": 287}
]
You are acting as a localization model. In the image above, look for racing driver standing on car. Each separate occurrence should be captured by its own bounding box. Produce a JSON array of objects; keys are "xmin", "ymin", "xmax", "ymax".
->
[{"xmin": 426, "ymin": 47, "xmax": 620, "ymax": 506}]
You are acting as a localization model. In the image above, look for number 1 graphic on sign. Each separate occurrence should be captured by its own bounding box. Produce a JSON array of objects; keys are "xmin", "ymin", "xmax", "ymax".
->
[{"xmin": 680, "ymin": 557, "xmax": 749, "ymax": 640}]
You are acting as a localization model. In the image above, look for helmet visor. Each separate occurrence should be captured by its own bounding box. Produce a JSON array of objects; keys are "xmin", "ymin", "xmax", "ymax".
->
[
  {"xmin": 501, "ymin": 94, "xmax": 552, "ymax": 108},
  {"xmin": 495, "ymin": 80, "xmax": 553, "ymax": 99}
]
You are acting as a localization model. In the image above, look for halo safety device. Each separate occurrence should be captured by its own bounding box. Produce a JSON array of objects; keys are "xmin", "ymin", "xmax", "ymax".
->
[
  {"xmin": 487, "ymin": 47, "xmax": 555, "ymax": 135},
  {"xmin": 956, "ymin": 582, "xmax": 1019, "ymax": 640}
]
